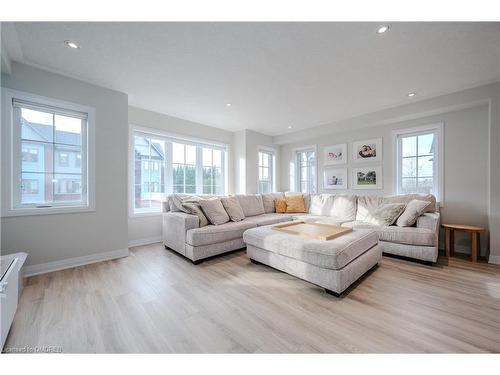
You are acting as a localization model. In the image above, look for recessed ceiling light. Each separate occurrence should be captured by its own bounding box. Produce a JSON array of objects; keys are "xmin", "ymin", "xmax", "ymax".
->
[
  {"xmin": 64, "ymin": 40, "xmax": 80, "ymax": 49},
  {"xmin": 226, "ymin": 103, "xmax": 232, "ymax": 107},
  {"xmin": 376, "ymin": 25, "xmax": 390, "ymax": 34},
  {"xmin": 288, "ymin": 125, "xmax": 292, "ymax": 129},
  {"xmin": 407, "ymin": 92, "xmax": 416, "ymax": 97}
]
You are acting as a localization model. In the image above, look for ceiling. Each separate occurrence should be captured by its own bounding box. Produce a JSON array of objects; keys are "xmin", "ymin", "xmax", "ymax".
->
[{"xmin": 3, "ymin": 22, "xmax": 500, "ymax": 136}]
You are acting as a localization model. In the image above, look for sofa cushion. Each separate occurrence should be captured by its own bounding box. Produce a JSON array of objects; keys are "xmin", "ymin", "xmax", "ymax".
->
[
  {"xmin": 342, "ymin": 221, "xmax": 435, "ymax": 246},
  {"xmin": 182, "ymin": 202, "xmax": 210, "ymax": 227},
  {"xmin": 236, "ymin": 194, "xmax": 265, "ymax": 217},
  {"xmin": 186, "ymin": 221, "xmax": 257, "ymax": 247},
  {"xmin": 262, "ymin": 193, "xmax": 285, "ymax": 213},
  {"xmin": 396, "ymin": 199, "xmax": 431, "ymax": 227},
  {"xmin": 291, "ymin": 214, "xmax": 332, "ymax": 223},
  {"xmin": 199, "ymin": 198, "xmax": 230, "ymax": 225},
  {"xmin": 243, "ymin": 226, "xmax": 378, "ymax": 270},
  {"xmin": 383, "ymin": 194, "xmax": 437, "ymax": 213},
  {"xmin": 244, "ymin": 213, "xmax": 293, "ymax": 226},
  {"xmin": 364, "ymin": 203, "xmax": 406, "ymax": 226},
  {"xmin": 309, "ymin": 194, "xmax": 357, "ymax": 221},
  {"xmin": 221, "ymin": 197, "xmax": 245, "ymax": 222},
  {"xmin": 285, "ymin": 194, "xmax": 307, "ymax": 213}
]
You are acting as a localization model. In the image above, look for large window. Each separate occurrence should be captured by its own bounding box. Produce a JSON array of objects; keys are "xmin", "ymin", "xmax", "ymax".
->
[
  {"xmin": 258, "ymin": 150, "xmax": 274, "ymax": 193},
  {"xmin": 4, "ymin": 90, "xmax": 93, "ymax": 216},
  {"xmin": 394, "ymin": 124, "xmax": 443, "ymax": 201},
  {"xmin": 296, "ymin": 147, "xmax": 317, "ymax": 193},
  {"xmin": 132, "ymin": 129, "xmax": 227, "ymax": 215}
]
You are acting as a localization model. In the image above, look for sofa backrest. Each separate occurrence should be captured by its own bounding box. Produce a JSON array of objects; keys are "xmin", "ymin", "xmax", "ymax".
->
[
  {"xmin": 309, "ymin": 194, "xmax": 357, "ymax": 221},
  {"xmin": 356, "ymin": 193, "xmax": 437, "ymax": 221}
]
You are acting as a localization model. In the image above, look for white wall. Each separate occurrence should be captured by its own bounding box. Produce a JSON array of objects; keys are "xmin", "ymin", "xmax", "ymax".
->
[
  {"xmin": 128, "ymin": 106, "xmax": 235, "ymax": 246},
  {"xmin": 1, "ymin": 63, "xmax": 129, "ymax": 267},
  {"xmin": 278, "ymin": 83, "xmax": 500, "ymax": 260}
]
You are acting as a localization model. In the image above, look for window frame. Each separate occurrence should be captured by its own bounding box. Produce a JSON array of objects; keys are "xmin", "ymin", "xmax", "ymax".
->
[
  {"xmin": 1, "ymin": 89, "xmax": 96, "ymax": 217},
  {"xmin": 129, "ymin": 125, "xmax": 229, "ymax": 217},
  {"xmin": 392, "ymin": 123, "xmax": 444, "ymax": 205},
  {"xmin": 257, "ymin": 147, "xmax": 276, "ymax": 193},
  {"xmin": 293, "ymin": 145, "xmax": 317, "ymax": 194}
]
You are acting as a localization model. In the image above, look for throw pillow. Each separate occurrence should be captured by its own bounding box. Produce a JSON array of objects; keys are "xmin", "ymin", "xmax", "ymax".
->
[
  {"xmin": 236, "ymin": 194, "xmax": 265, "ymax": 217},
  {"xmin": 261, "ymin": 193, "xmax": 284, "ymax": 213},
  {"xmin": 275, "ymin": 197, "xmax": 287, "ymax": 213},
  {"xmin": 171, "ymin": 193, "xmax": 200, "ymax": 213},
  {"xmin": 221, "ymin": 197, "xmax": 245, "ymax": 222},
  {"xmin": 365, "ymin": 203, "xmax": 406, "ymax": 226},
  {"xmin": 182, "ymin": 202, "xmax": 210, "ymax": 227},
  {"xmin": 285, "ymin": 194, "xmax": 306, "ymax": 213},
  {"xmin": 395, "ymin": 199, "xmax": 431, "ymax": 227},
  {"xmin": 199, "ymin": 198, "xmax": 230, "ymax": 225}
]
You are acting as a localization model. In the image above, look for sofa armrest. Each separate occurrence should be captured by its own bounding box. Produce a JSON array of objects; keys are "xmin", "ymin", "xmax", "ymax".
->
[
  {"xmin": 162, "ymin": 212, "xmax": 199, "ymax": 256},
  {"xmin": 416, "ymin": 212, "xmax": 440, "ymax": 248}
]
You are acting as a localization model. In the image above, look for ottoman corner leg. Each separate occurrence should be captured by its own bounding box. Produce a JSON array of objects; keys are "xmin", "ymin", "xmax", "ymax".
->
[{"xmin": 325, "ymin": 288, "xmax": 342, "ymax": 297}]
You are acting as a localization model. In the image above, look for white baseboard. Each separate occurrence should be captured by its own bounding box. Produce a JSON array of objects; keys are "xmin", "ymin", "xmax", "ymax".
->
[
  {"xmin": 22, "ymin": 248, "xmax": 130, "ymax": 277},
  {"xmin": 128, "ymin": 236, "xmax": 162, "ymax": 248},
  {"xmin": 488, "ymin": 255, "xmax": 500, "ymax": 265}
]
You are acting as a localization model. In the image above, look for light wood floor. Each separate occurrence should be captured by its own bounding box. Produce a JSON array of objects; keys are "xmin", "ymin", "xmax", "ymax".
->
[{"xmin": 4, "ymin": 244, "xmax": 500, "ymax": 353}]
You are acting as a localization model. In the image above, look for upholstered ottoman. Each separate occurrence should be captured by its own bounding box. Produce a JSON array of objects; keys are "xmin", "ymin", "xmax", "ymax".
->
[{"xmin": 243, "ymin": 225, "xmax": 382, "ymax": 296}]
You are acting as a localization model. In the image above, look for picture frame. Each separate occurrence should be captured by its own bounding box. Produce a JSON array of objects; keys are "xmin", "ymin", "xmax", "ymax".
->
[
  {"xmin": 352, "ymin": 166, "xmax": 383, "ymax": 189},
  {"xmin": 323, "ymin": 143, "xmax": 347, "ymax": 165},
  {"xmin": 323, "ymin": 168, "xmax": 348, "ymax": 190},
  {"xmin": 352, "ymin": 138, "xmax": 382, "ymax": 163}
]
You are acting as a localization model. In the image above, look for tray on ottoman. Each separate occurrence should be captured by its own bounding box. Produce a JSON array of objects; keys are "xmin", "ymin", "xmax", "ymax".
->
[{"xmin": 272, "ymin": 221, "xmax": 352, "ymax": 241}]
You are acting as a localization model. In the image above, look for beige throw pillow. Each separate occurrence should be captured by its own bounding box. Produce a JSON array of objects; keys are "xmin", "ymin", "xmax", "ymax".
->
[
  {"xmin": 236, "ymin": 194, "xmax": 265, "ymax": 217},
  {"xmin": 199, "ymin": 198, "xmax": 230, "ymax": 225},
  {"xmin": 395, "ymin": 199, "xmax": 431, "ymax": 227},
  {"xmin": 221, "ymin": 197, "xmax": 245, "ymax": 222},
  {"xmin": 365, "ymin": 203, "xmax": 406, "ymax": 226},
  {"xmin": 285, "ymin": 194, "xmax": 306, "ymax": 213},
  {"xmin": 182, "ymin": 202, "xmax": 210, "ymax": 227}
]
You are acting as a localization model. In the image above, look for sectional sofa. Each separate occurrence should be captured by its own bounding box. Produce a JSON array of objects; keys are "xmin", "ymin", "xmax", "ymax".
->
[{"xmin": 162, "ymin": 192, "xmax": 440, "ymax": 264}]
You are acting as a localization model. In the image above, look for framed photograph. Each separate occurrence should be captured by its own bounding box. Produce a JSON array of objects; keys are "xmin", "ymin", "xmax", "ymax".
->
[
  {"xmin": 352, "ymin": 166, "xmax": 383, "ymax": 189},
  {"xmin": 323, "ymin": 168, "xmax": 348, "ymax": 190},
  {"xmin": 323, "ymin": 143, "xmax": 347, "ymax": 165},
  {"xmin": 352, "ymin": 138, "xmax": 382, "ymax": 162}
]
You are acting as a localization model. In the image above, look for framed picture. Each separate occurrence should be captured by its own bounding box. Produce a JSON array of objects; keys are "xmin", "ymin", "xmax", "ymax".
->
[
  {"xmin": 323, "ymin": 143, "xmax": 347, "ymax": 165},
  {"xmin": 352, "ymin": 138, "xmax": 382, "ymax": 162},
  {"xmin": 352, "ymin": 166, "xmax": 383, "ymax": 189},
  {"xmin": 323, "ymin": 168, "xmax": 348, "ymax": 190}
]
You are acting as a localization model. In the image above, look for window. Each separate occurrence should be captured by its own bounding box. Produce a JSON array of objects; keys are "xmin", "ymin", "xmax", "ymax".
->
[
  {"xmin": 202, "ymin": 147, "xmax": 223, "ymax": 195},
  {"xmin": 296, "ymin": 147, "xmax": 317, "ymax": 193},
  {"xmin": 134, "ymin": 134, "xmax": 166, "ymax": 213},
  {"xmin": 394, "ymin": 124, "xmax": 443, "ymax": 201},
  {"xmin": 131, "ymin": 128, "xmax": 228, "ymax": 215},
  {"xmin": 258, "ymin": 150, "xmax": 274, "ymax": 193},
  {"xmin": 4, "ymin": 90, "xmax": 94, "ymax": 216}
]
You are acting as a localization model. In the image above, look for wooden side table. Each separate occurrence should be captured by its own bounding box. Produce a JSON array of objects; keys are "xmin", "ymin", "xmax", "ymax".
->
[{"xmin": 441, "ymin": 224, "xmax": 485, "ymax": 262}]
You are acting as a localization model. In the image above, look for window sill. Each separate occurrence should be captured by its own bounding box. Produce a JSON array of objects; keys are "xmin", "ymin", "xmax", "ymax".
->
[
  {"xmin": 129, "ymin": 211, "xmax": 163, "ymax": 219},
  {"xmin": 2, "ymin": 205, "xmax": 95, "ymax": 218}
]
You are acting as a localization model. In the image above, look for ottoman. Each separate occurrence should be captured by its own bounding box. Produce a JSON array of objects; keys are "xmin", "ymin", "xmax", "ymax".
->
[{"xmin": 243, "ymin": 225, "xmax": 382, "ymax": 296}]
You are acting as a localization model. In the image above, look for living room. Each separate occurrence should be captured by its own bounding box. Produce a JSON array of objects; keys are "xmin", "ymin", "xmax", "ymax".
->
[{"xmin": 1, "ymin": 0, "xmax": 500, "ymax": 372}]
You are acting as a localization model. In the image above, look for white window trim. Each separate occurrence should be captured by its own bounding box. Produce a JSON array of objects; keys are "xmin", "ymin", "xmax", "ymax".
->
[
  {"xmin": 392, "ymin": 122, "xmax": 444, "ymax": 206},
  {"xmin": 293, "ymin": 144, "xmax": 317, "ymax": 194},
  {"xmin": 257, "ymin": 146, "xmax": 276, "ymax": 193},
  {"xmin": 1, "ymin": 88, "xmax": 95, "ymax": 217},
  {"xmin": 129, "ymin": 125, "xmax": 230, "ymax": 218}
]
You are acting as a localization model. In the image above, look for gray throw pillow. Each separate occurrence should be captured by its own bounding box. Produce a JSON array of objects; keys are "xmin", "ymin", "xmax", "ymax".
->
[
  {"xmin": 221, "ymin": 197, "xmax": 245, "ymax": 222},
  {"xmin": 236, "ymin": 194, "xmax": 265, "ymax": 217},
  {"xmin": 396, "ymin": 199, "xmax": 431, "ymax": 227},
  {"xmin": 261, "ymin": 193, "xmax": 284, "ymax": 213},
  {"xmin": 199, "ymin": 198, "xmax": 230, "ymax": 225},
  {"xmin": 365, "ymin": 203, "xmax": 406, "ymax": 226},
  {"xmin": 182, "ymin": 202, "xmax": 209, "ymax": 227},
  {"xmin": 171, "ymin": 193, "xmax": 200, "ymax": 213}
]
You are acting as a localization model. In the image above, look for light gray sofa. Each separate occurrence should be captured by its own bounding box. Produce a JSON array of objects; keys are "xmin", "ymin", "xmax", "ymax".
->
[{"xmin": 162, "ymin": 192, "xmax": 440, "ymax": 264}]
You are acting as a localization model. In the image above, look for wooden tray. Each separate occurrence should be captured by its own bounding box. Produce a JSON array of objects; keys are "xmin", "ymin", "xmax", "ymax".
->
[{"xmin": 272, "ymin": 221, "xmax": 352, "ymax": 241}]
